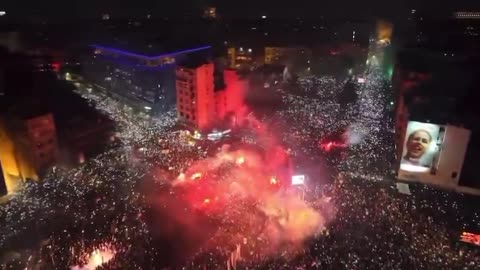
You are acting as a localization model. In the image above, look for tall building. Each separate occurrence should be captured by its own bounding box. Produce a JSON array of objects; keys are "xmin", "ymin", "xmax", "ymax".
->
[
  {"xmin": 0, "ymin": 118, "xmax": 31, "ymax": 194},
  {"xmin": 23, "ymin": 114, "xmax": 58, "ymax": 172},
  {"xmin": 176, "ymin": 62, "xmax": 215, "ymax": 130},
  {"xmin": 82, "ymin": 44, "xmax": 211, "ymax": 116},
  {"xmin": 176, "ymin": 62, "xmax": 247, "ymax": 131},
  {"xmin": 454, "ymin": 11, "xmax": 480, "ymax": 20},
  {"xmin": 376, "ymin": 20, "xmax": 393, "ymax": 44},
  {"xmin": 9, "ymin": 113, "xmax": 58, "ymax": 175},
  {"xmin": 0, "ymin": 64, "xmax": 4, "ymax": 97},
  {"xmin": 264, "ymin": 47, "xmax": 311, "ymax": 65},
  {"xmin": 203, "ymin": 7, "xmax": 217, "ymax": 19},
  {"xmin": 61, "ymin": 112, "xmax": 115, "ymax": 165},
  {"xmin": 0, "ymin": 162, "xmax": 6, "ymax": 196},
  {"xmin": 227, "ymin": 47, "xmax": 254, "ymax": 69},
  {"xmin": 453, "ymin": 11, "xmax": 480, "ymax": 40},
  {"xmin": 215, "ymin": 69, "xmax": 247, "ymax": 121},
  {"xmin": 393, "ymin": 10, "xmax": 480, "ymax": 195},
  {"xmin": 0, "ymin": 109, "xmax": 60, "ymax": 194},
  {"xmin": 0, "ymin": 114, "xmax": 57, "ymax": 195},
  {"xmin": 393, "ymin": 49, "xmax": 480, "ymax": 194}
]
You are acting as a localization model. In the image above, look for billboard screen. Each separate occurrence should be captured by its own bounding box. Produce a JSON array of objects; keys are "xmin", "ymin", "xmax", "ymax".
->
[
  {"xmin": 398, "ymin": 122, "xmax": 471, "ymax": 191},
  {"xmin": 400, "ymin": 121, "xmax": 442, "ymax": 173},
  {"xmin": 291, "ymin": 175, "xmax": 305, "ymax": 186}
]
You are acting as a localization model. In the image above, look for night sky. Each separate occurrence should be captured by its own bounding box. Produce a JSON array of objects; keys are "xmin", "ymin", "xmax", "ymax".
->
[{"xmin": 1, "ymin": 0, "xmax": 478, "ymax": 20}]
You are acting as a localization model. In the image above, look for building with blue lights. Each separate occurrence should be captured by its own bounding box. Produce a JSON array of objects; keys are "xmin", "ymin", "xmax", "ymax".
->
[{"xmin": 82, "ymin": 44, "xmax": 212, "ymax": 116}]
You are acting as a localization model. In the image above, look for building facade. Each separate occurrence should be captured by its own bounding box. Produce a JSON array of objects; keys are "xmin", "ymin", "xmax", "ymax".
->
[
  {"xmin": 176, "ymin": 63, "xmax": 215, "ymax": 130},
  {"xmin": 0, "ymin": 64, "xmax": 4, "ymax": 97},
  {"xmin": 203, "ymin": 7, "xmax": 217, "ymax": 19},
  {"xmin": 227, "ymin": 47, "xmax": 255, "ymax": 69},
  {"xmin": 61, "ymin": 114, "xmax": 115, "ymax": 165},
  {"xmin": 22, "ymin": 114, "xmax": 58, "ymax": 173},
  {"xmin": 176, "ymin": 63, "xmax": 247, "ymax": 131},
  {"xmin": 393, "ymin": 49, "xmax": 480, "ymax": 194},
  {"xmin": 215, "ymin": 69, "xmax": 247, "ymax": 121},
  {"xmin": 82, "ymin": 45, "xmax": 211, "ymax": 116},
  {"xmin": 0, "ymin": 113, "xmax": 58, "ymax": 194},
  {"xmin": 0, "ymin": 118, "xmax": 36, "ymax": 194},
  {"xmin": 264, "ymin": 47, "xmax": 311, "ymax": 66},
  {"xmin": 454, "ymin": 11, "xmax": 480, "ymax": 20}
]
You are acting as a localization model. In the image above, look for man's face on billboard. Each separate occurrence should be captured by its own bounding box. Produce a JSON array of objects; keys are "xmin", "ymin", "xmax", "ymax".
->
[{"xmin": 406, "ymin": 130, "xmax": 431, "ymax": 159}]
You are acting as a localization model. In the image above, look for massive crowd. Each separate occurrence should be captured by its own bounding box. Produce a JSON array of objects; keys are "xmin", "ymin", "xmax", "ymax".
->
[
  {"xmin": 3, "ymin": 161, "xmax": 480, "ymax": 269},
  {"xmin": 1, "ymin": 47, "xmax": 479, "ymax": 270},
  {"xmin": 227, "ymin": 177, "xmax": 480, "ymax": 270}
]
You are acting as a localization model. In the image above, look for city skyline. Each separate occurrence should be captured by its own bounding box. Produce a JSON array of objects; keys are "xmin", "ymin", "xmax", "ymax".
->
[{"xmin": 1, "ymin": 0, "xmax": 478, "ymax": 20}]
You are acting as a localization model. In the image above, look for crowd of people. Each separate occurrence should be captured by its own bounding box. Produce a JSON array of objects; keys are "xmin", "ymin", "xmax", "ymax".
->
[
  {"xmin": 1, "ymin": 49, "xmax": 479, "ymax": 270},
  {"xmin": 159, "ymin": 176, "xmax": 480, "ymax": 270},
  {"xmin": 268, "ymin": 64, "xmax": 393, "ymax": 181},
  {"xmin": 232, "ymin": 177, "xmax": 480, "ymax": 270}
]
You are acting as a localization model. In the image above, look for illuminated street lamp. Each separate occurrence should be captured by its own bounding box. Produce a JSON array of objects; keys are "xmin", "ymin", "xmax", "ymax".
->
[{"xmin": 0, "ymin": 11, "xmax": 5, "ymax": 16}]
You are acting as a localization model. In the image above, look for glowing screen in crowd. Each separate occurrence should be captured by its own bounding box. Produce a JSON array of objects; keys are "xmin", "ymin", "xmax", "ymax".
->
[
  {"xmin": 400, "ymin": 121, "xmax": 443, "ymax": 173},
  {"xmin": 291, "ymin": 175, "xmax": 305, "ymax": 186}
]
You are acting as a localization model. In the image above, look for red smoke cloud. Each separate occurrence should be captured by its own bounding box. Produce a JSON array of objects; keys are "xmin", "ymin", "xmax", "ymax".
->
[{"xmin": 164, "ymin": 112, "xmax": 334, "ymax": 259}]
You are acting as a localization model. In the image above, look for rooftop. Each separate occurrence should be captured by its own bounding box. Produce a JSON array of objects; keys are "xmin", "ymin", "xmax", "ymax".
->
[
  {"xmin": 177, "ymin": 59, "xmax": 212, "ymax": 69},
  {"xmin": 91, "ymin": 44, "xmax": 211, "ymax": 60},
  {"xmin": 454, "ymin": 11, "xmax": 480, "ymax": 19}
]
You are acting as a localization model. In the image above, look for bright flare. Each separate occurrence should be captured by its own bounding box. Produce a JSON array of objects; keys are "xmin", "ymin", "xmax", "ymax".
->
[
  {"xmin": 236, "ymin": 156, "xmax": 245, "ymax": 165},
  {"xmin": 190, "ymin": 172, "xmax": 202, "ymax": 181},
  {"xmin": 270, "ymin": 176, "xmax": 278, "ymax": 185}
]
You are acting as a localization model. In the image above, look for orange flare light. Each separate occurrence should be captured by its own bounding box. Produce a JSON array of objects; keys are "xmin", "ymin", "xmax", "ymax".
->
[
  {"xmin": 236, "ymin": 156, "xmax": 245, "ymax": 165},
  {"xmin": 270, "ymin": 176, "xmax": 278, "ymax": 185},
  {"xmin": 190, "ymin": 172, "xmax": 202, "ymax": 181}
]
